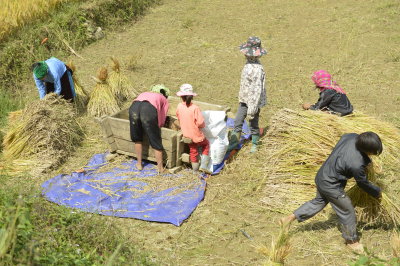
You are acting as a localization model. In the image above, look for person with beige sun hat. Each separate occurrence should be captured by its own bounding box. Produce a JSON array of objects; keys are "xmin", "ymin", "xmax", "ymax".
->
[{"xmin": 175, "ymin": 84, "xmax": 212, "ymax": 174}]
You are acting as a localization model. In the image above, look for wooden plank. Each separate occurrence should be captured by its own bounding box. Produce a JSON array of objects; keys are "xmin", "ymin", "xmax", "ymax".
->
[
  {"xmin": 103, "ymin": 136, "xmax": 117, "ymax": 152},
  {"xmin": 176, "ymin": 132, "xmax": 184, "ymax": 167},
  {"xmin": 167, "ymin": 96, "xmax": 230, "ymax": 116},
  {"xmin": 181, "ymin": 153, "xmax": 190, "ymax": 163},
  {"xmin": 99, "ymin": 116, "xmax": 113, "ymax": 138},
  {"xmin": 107, "ymin": 117, "xmax": 178, "ymax": 141},
  {"xmin": 111, "ymin": 108, "xmax": 129, "ymax": 120},
  {"xmin": 114, "ymin": 137, "xmax": 176, "ymax": 152},
  {"xmin": 114, "ymin": 138, "xmax": 176, "ymax": 167},
  {"xmin": 116, "ymin": 150, "xmax": 176, "ymax": 168}
]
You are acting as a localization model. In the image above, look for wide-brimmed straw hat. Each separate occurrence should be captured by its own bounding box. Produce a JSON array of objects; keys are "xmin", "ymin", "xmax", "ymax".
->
[
  {"xmin": 239, "ymin": 36, "xmax": 267, "ymax": 57},
  {"xmin": 177, "ymin": 84, "xmax": 197, "ymax": 97}
]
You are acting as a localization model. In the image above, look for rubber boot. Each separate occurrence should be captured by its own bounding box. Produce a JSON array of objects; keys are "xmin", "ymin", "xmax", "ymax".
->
[
  {"xmin": 191, "ymin": 162, "xmax": 200, "ymax": 171},
  {"xmin": 199, "ymin": 155, "xmax": 212, "ymax": 174},
  {"xmin": 227, "ymin": 131, "xmax": 241, "ymax": 152},
  {"xmin": 250, "ymin": 134, "xmax": 260, "ymax": 153}
]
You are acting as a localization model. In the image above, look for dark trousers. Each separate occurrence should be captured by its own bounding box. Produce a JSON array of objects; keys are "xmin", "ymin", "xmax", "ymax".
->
[
  {"xmin": 129, "ymin": 101, "xmax": 163, "ymax": 151},
  {"xmin": 45, "ymin": 70, "xmax": 74, "ymax": 101},
  {"xmin": 233, "ymin": 102, "xmax": 260, "ymax": 135},
  {"xmin": 294, "ymin": 187, "xmax": 357, "ymax": 242}
]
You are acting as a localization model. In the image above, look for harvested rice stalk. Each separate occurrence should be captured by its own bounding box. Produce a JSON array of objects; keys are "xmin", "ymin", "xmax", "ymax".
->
[
  {"xmin": 87, "ymin": 67, "xmax": 120, "ymax": 117},
  {"xmin": 67, "ymin": 61, "xmax": 89, "ymax": 112},
  {"xmin": 258, "ymin": 224, "xmax": 291, "ymax": 265},
  {"xmin": 2, "ymin": 93, "xmax": 83, "ymax": 174},
  {"xmin": 391, "ymin": 231, "xmax": 400, "ymax": 258},
  {"xmin": 257, "ymin": 109, "xmax": 400, "ymax": 225},
  {"xmin": 346, "ymin": 163, "xmax": 400, "ymax": 226},
  {"xmin": 7, "ymin": 110, "xmax": 22, "ymax": 123},
  {"xmin": 109, "ymin": 57, "xmax": 138, "ymax": 103},
  {"xmin": 89, "ymin": 158, "xmax": 203, "ymax": 196}
]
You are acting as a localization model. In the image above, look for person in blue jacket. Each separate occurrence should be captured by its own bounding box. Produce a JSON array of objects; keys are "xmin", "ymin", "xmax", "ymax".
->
[
  {"xmin": 280, "ymin": 132, "xmax": 383, "ymax": 252},
  {"xmin": 31, "ymin": 57, "xmax": 76, "ymax": 101}
]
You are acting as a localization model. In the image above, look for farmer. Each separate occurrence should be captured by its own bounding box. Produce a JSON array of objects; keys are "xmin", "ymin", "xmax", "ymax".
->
[
  {"xmin": 280, "ymin": 131, "xmax": 383, "ymax": 252},
  {"xmin": 302, "ymin": 70, "xmax": 353, "ymax": 116},
  {"xmin": 129, "ymin": 84, "xmax": 170, "ymax": 173},
  {"xmin": 31, "ymin": 57, "xmax": 76, "ymax": 101},
  {"xmin": 175, "ymin": 84, "xmax": 211, "ymax": 173},
  {"xmin": 228, "ymin": 36, "xmax": 267, "ymax": 153}
]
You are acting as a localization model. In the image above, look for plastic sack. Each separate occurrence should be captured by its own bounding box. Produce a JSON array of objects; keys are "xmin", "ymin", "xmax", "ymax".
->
[
  {"xmin": 209, "ymin": 128, "xmax": 229, "ymax": 165},
  {"xmin": 201, "ymin": 111, "xmax": 229, "ymax": 172},
  {"xmin": 201, "ymin": 111, "xmax": 227, "ymax": 139}
]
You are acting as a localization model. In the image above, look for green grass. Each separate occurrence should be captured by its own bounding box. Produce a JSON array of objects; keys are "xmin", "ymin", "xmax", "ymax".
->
[
  {"xmin": 0, "ymin": 89, "xmax": 21, "ymax": 152},
  {"xmin": 0, "ymin": 90, "xmax": 20, "ymax": 126}
]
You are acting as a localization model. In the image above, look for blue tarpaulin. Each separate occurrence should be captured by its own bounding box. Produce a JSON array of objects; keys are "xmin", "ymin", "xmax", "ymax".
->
[
  {"xmin": 42, "ymin": 118, "xmax": 250, "ymax": 226},
  {"xmin": 42, "ymin": 153, "xmax": 206, "ymax": 226}
]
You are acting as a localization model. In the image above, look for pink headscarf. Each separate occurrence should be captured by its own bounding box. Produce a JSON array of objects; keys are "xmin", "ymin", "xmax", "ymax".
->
[{"xmin": 311, "ymin": 70, "xmax": 346, "ymax": 94}]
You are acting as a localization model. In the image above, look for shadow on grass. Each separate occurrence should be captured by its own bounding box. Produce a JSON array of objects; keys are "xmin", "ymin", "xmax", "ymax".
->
[
  {"xmin": 295, "ymin": 215, "xmax": 338, "ymax": 233},
  {"xmin": 295, "ymin": 213, "xmax": 396, "ymax": 238}
]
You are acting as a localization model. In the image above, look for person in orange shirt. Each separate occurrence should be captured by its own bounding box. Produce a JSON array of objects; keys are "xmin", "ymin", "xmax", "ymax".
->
[{"xmin": 176, "ymin": 84, "xmax": 211, "ymax": 174}]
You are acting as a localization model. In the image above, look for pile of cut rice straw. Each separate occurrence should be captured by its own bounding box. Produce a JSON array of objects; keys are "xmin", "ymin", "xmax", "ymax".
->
[
  {"xmin": 260, "ymin": 108, "xmax": 400, "ymax": 226},
  {"xmin": 2, "ymin": 93, "xmax": 83, "ymax": 175}
]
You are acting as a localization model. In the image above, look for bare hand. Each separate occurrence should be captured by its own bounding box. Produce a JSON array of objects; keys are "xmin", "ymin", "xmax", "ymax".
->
[
  {"xmin": 302, "ymin": 103, "xmax": 312, "ymax": 110},
  {"xmin": 173, "ymin": 120, "xmax": 180, "ymax": 129}
]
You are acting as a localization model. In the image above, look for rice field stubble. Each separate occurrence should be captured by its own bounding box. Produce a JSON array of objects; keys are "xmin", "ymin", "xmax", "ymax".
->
[{"xmin": 12, "ymin": 0, "xmax": 400, "ymax": 265}]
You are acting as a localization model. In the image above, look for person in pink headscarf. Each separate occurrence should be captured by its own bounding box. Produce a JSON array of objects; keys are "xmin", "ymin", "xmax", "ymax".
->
[{"xmin": 303, "ymin": 70, "xmax": 353, "ymax": 116}]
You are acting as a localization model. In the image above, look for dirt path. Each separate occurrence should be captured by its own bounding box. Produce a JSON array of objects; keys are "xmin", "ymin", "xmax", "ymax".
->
[{"xmin": 50, "ymin": 0, "xmax": 400, "ymax": 264}]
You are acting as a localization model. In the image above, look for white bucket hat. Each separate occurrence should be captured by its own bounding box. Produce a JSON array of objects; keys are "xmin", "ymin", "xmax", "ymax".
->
[{"xmin": 176, "ymin": 83, "xmax": 197, "ymax": 96}]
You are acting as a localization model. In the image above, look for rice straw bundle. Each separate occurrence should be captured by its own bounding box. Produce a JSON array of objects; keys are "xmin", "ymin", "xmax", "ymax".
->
[
  {"xmin": 7, "ymin": 110, "xmax": 22, "ymax": 123},
  {"xmin": 346, "ymin": 164, "xmax": 400, "ymax": 226},
  {"xmin": 2, "ymin": 93, "xmax": 83, "ymax": 174},
  {"xmin": 0, "ymin": 110, "xmax": 23, "ymax": 152},
  {"xmin": 260, "ymin": 108, "xmax": 400, "ymax": 225},
  {"xmin": 87, "ymin": 67, "xmax": 120, "ymax": 117},
  {"xmin": 108, "ymin": 57, "xmax": 138, "ymax": 103},
  {"xmin": 391, "ymin": 231, "xmax": 400, "ymax": 258},
  {"xmin": 66, "ymin": 61, "xmax": 89, "ymax": 112},
  {"xmin": 258, "ymin": 224, "xmax": 291, "ymax": 265}
]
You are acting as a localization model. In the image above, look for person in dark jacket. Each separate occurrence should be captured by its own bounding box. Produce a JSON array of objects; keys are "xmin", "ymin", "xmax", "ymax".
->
[
  {"xmin": 280, "ymin": 132, "xmax": 383, "ymax": 252},
  {"xmin": 32, "ymin": 57, "xmax": 76, "ymax": 101},
  {"xmin": 302, "ymin": 70, "xmax": 353, "ymax": 116}
]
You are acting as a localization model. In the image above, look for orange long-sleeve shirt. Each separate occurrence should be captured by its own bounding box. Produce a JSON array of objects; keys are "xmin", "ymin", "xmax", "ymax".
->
[{"xmin": 176, "ymin": 102, "xmax": 206, "ymax": 143}]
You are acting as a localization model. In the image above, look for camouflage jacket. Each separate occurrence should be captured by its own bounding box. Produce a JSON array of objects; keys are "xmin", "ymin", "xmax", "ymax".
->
[{"xmin": 238, "ymin": 59, "xmax": 266, "ymax": 116}]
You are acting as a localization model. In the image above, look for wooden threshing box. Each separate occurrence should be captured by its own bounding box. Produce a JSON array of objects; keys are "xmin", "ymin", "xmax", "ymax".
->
[{"xmin": 99, "ymin": 96, "xmax": 230, "ymax": 169}]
